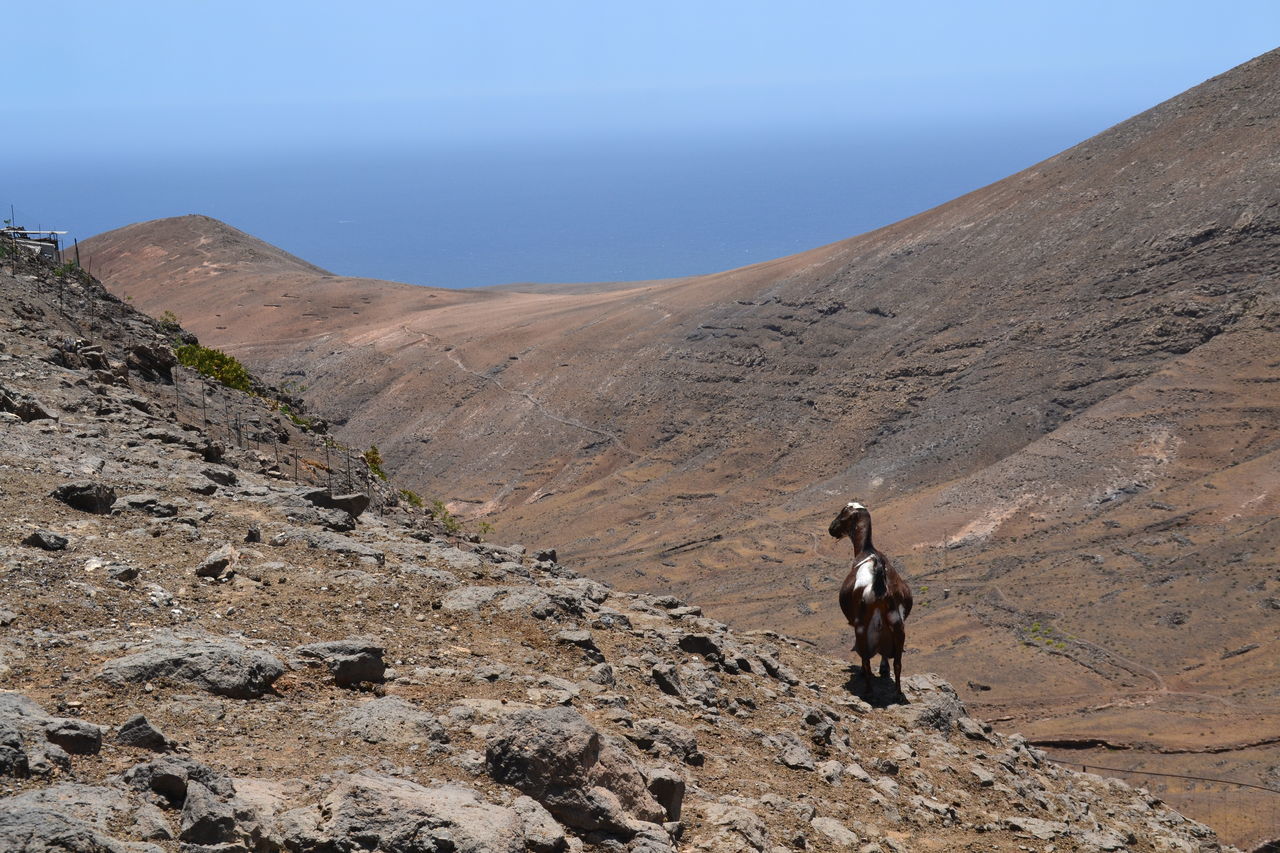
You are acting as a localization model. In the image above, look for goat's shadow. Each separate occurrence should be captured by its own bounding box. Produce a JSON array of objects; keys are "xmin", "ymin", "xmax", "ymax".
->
[{"xmin": 842, "ymin": 664, "xmax": 909, "ymax": 708}]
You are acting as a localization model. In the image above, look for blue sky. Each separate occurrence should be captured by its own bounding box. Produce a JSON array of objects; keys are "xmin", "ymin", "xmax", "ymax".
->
[
  {"xmin": 13, "ymin": 2, "xmax": 1279, "ymax": 160},
  {"xmin": 5, "ymin": 3, "xmax": 1278, "ymax": 286}
]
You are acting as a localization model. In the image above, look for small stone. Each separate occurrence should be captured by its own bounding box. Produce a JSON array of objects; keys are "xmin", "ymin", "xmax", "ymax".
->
[
  {"xmin": 969, "ymin": 763, "xmax": 995, "ymax": 786},
  {"xmin": 44, "ymin": 719, "xmax": 103, "ymax": 755},
  {"xmin": 652, "ymin": 663, "xmax": 682, "ymax": 696},
  {"xmin": 50, "ymin": 482, "xmax": 116, "ymax": 514},
  {"xmin": 294, "ymin": 639, "xmax": 386, "ymax": 687},
  {"xmin": 22, "ymin": 530, "xmax": 68, "ymax": 551},
  {"xmin": 200, "ymin": 466, "xmax": 237, "ymax": 486},
  {"xmin": 646, "ymin": 766, "xmax": 686, "ymax": 821},
  {"xmin": 116, "ymin": 714, "xmax": 175, "ymax": 752},
  {"xmin": 811, "ymin": 816, "xmax": 860, "ymax": 847},
  {"xmin": 556, "ymin": 629, "xmax": 604, "ymax": 662},
  {"xmin": 194, "ymin": 543, "xmax": 237, "ymax": 578},
  {"xmin": 107, "ymin": 562, "xmax": 139, "ymax": 581}
]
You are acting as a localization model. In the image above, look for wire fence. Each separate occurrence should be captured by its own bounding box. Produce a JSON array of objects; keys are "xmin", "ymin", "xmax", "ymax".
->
[
  {"xmin": 173, "ymin": 367, "xmax": 393, "ymax": 513},
  {"xmin": 1047, "ymin": 756, "xmax": 1280, "ymax": 851}
]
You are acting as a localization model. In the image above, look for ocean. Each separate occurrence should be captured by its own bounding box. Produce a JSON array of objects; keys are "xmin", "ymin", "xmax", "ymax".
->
[{"xmin": 10, "ymin": 119, "xmax": 1098, "ymax": 289}]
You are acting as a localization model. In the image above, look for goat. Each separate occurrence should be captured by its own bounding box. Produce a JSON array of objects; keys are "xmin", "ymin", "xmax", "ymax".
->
[{"xmin": 829, "ymin": 501, "xmax": 913, "ymax": 696}]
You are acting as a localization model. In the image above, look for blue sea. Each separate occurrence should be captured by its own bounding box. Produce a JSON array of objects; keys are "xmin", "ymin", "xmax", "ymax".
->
[{"xmin": 10, "ymin": 119, "xmax": 1099, "ymax": 289}]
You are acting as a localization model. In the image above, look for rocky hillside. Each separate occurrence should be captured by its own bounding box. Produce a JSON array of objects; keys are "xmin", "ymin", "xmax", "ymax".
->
[
  {"xmin": 79, "ymin": 48, "xmax": 1280, "ymax": 842},
  {"xmin": 0, "ymin": 230, "xmax": 1238, "ymax": 848}
]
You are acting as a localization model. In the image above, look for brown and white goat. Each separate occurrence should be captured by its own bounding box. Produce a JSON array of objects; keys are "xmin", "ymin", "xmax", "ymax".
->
[{"xmin": 829, "ymin": 501, "xmax": 913, "ymax": 695}]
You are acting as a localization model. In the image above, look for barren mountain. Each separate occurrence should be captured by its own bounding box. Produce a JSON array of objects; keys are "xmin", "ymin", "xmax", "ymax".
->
[
  {"xmin": 2, "ymin": 238, "xmax": 1240, "ymax": 852},
  {"xmin": 82, "ymin": 50, "xmax": 1280, "ymax": 843}
]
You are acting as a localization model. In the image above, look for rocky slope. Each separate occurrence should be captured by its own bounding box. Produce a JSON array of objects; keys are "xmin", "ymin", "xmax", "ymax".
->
[
  {"xmin": 78, "ymin": 48, "xmax": 1280, "ymax": 843},
  {"xmin": 0, "ymin": 225, "xmax": 1240, "ymax": 849}
]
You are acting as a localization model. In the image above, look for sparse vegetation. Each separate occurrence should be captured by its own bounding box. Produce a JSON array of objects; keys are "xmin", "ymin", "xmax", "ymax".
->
[
  {"xmin": 1026, "ymin": 620, "xmax": 1068, "ymax": 650},
  {"xmin": 158, "ymin": 310, "xmax": 182, "ymax": 333},
  {"xmin": 363, "ymin": 445, "xmax": 388, "ymax": 481},
  {"xmin": 429, "ymin": 499, "xmax": 463, "ymax": 535},
  {"xmin": 175, "ymin": 343, "xmax": 253, "ymax": 393},
  {"xmin": 397, "ymin": 488, "xmax": 424, "ymax": 508}
]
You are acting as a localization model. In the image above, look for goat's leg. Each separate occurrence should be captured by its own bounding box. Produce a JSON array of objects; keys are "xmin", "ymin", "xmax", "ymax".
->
[
  {"xmin": 893, "ymin": 654, "xmax": 903, "ymax": 697},
  {"xmin": 879, "ymin": 657, "xmax": 890, "ymax": 678},
  {"xmin": 859, "ymin": 654, "xmax": 873, "ymax": 692}
]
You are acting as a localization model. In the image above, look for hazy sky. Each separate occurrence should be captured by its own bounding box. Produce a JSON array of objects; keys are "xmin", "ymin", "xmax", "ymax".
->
[{"xmin": 12, "ymin": 2, "xmax": 1280, "ymax": 161}]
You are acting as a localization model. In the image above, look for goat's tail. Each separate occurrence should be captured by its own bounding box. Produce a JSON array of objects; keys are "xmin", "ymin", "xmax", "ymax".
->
[{"xmin": 872, "ymin": 562, "xmax": 887, "ymax": 598}]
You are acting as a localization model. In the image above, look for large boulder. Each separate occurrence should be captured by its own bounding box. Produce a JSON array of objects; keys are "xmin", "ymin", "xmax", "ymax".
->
[
  {"xmin": 98, "ymin": 640, "xmax": 284, "ymax": 698},
  {"xmin": 486, "ymin": 706, "xmax": 666, "ymax": 836},
  {"xmin": 0, "ymin": 805, "xmax": 133, "ymax": 853},
  {"xmin": 285, "ymin": 773, "xmax": 531, "ymax": 853}
]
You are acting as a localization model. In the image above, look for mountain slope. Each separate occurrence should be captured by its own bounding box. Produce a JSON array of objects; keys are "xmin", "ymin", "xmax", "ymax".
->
[
  {"xmin": 3, "ymin": 241, "xmax": 1238, "ymax": 853},
  {"xmin": 82, "ymin": 49, "xmax": 1280, "ymax": 841}
]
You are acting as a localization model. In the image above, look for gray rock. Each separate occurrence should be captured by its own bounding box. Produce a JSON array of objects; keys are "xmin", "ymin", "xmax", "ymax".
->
[
  {"xmin": 116, "ymin": 714, "xmax": 175, "ymax": 752},
  {"xmin": 0, "ymin": 722, "xmax": 30, "ymax": 777},
  {"xmin": 272, "ymin": 526, "xmax": 385, "ymax": 563},
  {"xmin": 0, "ymin": 386, "xmax": 54, "ymax": 421},
  {"xmin": 625, "ymin": 718, "xmax": 703, "ymax": 766},
  {"xmin": 132, "ymin": 801, "xmax": 175, "ymax": 840},
  {"xmin": 201, "ymin": 466, "xmax": 237, "ymax": 486},
  {"xmin": 777, "ymin": 732, "xmax": 816, "ymax": 771},
  {"xmin": 300, "ymin": 774, "xmax": 529, "ymax": 853},
  {"xmin": 50, "ymin": 481, "xmax": 116, "ymax": 514},
  {"xmin": 702, "ymin": 802, "xmax": 767, "ymax": 851},
  {"xmin": 302, "ymin": 488, "xmax": 369, "ymax": 518},
  {"xmin": 441, "ymin": 586, "xmax": 505, "ymax": 612},
  {"xmin": 557, "ymin": 629, "xmax": 605, "ymax": 662},
  {"xmin": 1003, "ymin": 815, "xmax": 1068, "ymax": 839},
  {"xmin": 969, "ymin": 763, "xmax": 995, "ymax": 787},
  {"xmin": 0, "ymin": 805, "xmax": 132, "ymax": 853},
  {"xmin": 644, "ymin": 766, "xmax": 685, "ymax": 821},
  {"xmin": 651, "ymin": 663, "xmax": 682, "ymax": 697},
  {"xmin": 811, "ymin": 816, "xmax": 860, "ymax": 847},
  {"xmin": 99, "ymin": 640, "xmax": 284, "ymax": 698},
  {"xmin": 677, "ymin": 633, "xmax": 722, "ymax": 660},
  {"xmin": 757, "ymin": 652, "xmax": 800, "ymax": 686},
  {"xmin": 957, "ymin": 716, "xmax": 990, "ymax": 741},
  {"xmin": 123, "ymin": 756, "xmax": 235, "ymax": 805},
  {"xmin": 106, "ymin": 563, "xmax": 139, "ymax": 582},
  {"xmin": 294, "ymin": 638, "xmax": 385, "ymax": 687},
  {"xmin": 339, "ymin": 696, "xmax": 449, "ymax": 745},
  {"xmin": 818, "ymin": 760, "xmax": 844, "ymax": 784},
  {"xmin": 43, "ymin": 718, "xmax": 103, "ymax": 755},
  {"xmin": 486, "ymin": 706, "xmax": 666, "ymax": 834},
  {"xmin": 588, "ymin": 663, "xmax": 616, "ymax": 686},
  {"xmin": 513, "ymin": 795, "xmax": 569, "ymax": 853},
  {"xmin": 22, "ymin": 530, "xmax": 67, "ymax": 551},
  {"xmin": 194, "ymin": 543, "xmax": 237, "ymax": 578},
  {"xmin": 179, "ymin": 780, "xmax": 238, "ymax": 845}
]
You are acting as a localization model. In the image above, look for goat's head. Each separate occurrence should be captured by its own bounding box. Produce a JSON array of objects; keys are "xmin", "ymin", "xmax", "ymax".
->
[{"xmin": 828, "ymin": 501, "xmax": 873, "ymax": 549}]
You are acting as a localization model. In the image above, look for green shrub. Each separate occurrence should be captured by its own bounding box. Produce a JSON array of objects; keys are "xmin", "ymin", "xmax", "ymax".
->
[
  {"xmin": 429, "ymin": 499, "xmax": 462, "ymax": 535},
  {"xmin": 363, "ymin": 445, "xmax": 388, "ymax": 481},
  {"xmin": 175, "ymin": 343, "xmax": 252, "ymax": 393},
  {"xmin": 398, "ymin": 488, "xmax": 424, "ymax": 508}
]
